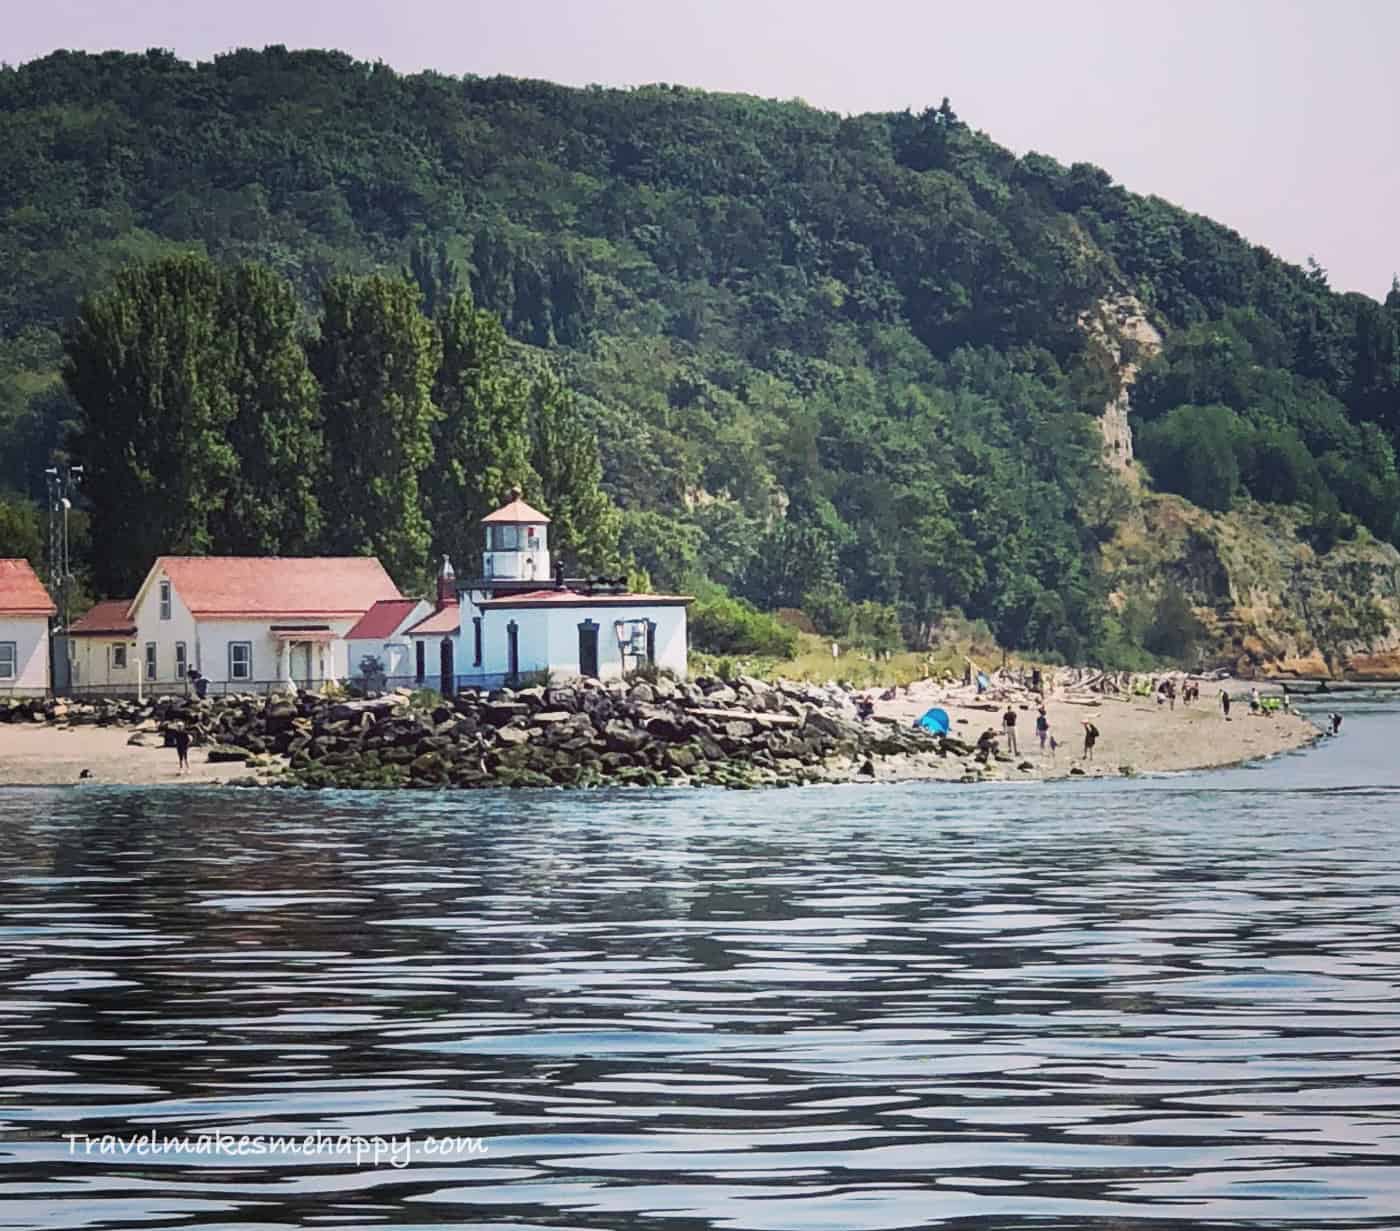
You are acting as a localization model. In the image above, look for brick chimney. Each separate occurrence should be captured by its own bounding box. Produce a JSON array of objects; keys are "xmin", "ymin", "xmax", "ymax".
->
[{"xmin": 436, "ymin": 555, "xmax": 456, "ymax": 608}]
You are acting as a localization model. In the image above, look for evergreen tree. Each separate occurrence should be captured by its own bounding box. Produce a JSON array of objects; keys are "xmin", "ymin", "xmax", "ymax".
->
[
  {"xmin": 426, "ymin": 291, "xmax": 532, "ymax": 573},
  {"xmin": 528, "ymin": 367, "xmax": 620, "ymax": 574},
  {"xmin": 210, "ymin": 264, "xmax": 323, "ymax": 555},
  {"xmin": 307, "ymin": 275, "xmax": 440, "ymax": 586},
  {"xmin": 65, "ymin": 253, "xmax": 237, "ymax": 594}
]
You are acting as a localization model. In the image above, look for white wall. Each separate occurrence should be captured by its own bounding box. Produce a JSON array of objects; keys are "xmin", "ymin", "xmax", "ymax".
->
[
  {"xmin": 347, "ymin": 639, "xmax": 415, "ymax": 680},
  {"xmin": 130, "ymin": 567, "xmax": 199, "ymax": 685},
  {"xmin": 68, "ymin": 636, "xmax": 138, "ymax": 689},
  {"xmin": 197, "ymin": 618, "xmax": 358, "ymax": 685},
  {"xmin": 0, "ymin": 616, "xmax": 51, "ymax": 693},
  {"xmin": 479, "ymin": 603, "xmax": 687, "ymax": 683}
]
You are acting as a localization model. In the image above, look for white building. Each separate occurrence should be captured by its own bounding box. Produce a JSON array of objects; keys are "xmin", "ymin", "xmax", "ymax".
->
[
  {"xmin": 0, "ymin": 559, "xmax": 56, "ymax": 695},
  {"xmin": 344, "ymin": 597, "xmax": 432, "ymax": 686},
  {"xmin": 409, "ymin": 493, "xmax": 691, "ymax": 691},
  {"xmin": 65, "ymin": 598, "xmax": 137, "ymax": 691},
  {"xmin": 71, "ymin": 556, "xmax": 403, "ymax": 693}
]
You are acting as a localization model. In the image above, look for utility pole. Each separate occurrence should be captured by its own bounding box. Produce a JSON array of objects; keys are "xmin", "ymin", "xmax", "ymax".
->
[{"xmin": 44, "ymin": 462, "xmax": 83, "ymax": 636}]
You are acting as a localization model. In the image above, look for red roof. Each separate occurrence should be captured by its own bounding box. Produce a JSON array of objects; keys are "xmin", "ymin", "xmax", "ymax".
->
[
  {"xmin": 478, "ymin": 589, "xmax": 691, "ymax": 609},
  {"xmin": 407, "ymin": 602, "xmax": 460, "ymax": 636},
  {"xmin": 481, "ymin": 497, "xmax": 550, "ymax": 525},
  {"xmin": 68, "ymin": 598, "xmax": 136, "ymax": 636},
  {"xmin": 150, "ymin": 557, "xmax": 402, "ymax": 619},
  {"xmin": 0, "ymin": 559, "xmax": 56, "ymax": 617},
  {"xmin": 344, "ymin": 598, "xmax": 424, "ymax": 640}
]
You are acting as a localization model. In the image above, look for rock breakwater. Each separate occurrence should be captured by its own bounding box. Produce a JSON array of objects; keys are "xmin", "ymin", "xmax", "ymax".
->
[{"xmin": 5, "ymin": 677, "xmax": 970, "ymax": 790}]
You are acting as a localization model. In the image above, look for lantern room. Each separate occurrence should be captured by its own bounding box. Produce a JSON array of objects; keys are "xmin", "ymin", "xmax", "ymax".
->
[{"xmin": 481, "ymin": 488, "xmax": 551, "ymax": 582}]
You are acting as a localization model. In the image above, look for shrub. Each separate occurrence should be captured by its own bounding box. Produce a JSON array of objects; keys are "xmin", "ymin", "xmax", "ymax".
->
[
  {"xmin": 1144, "ymin": 586, "xmax": 1206, "ymax": 662},
  {"xmin": 688, "ymin": 584, "xmax": 800, "ymax": 657}
]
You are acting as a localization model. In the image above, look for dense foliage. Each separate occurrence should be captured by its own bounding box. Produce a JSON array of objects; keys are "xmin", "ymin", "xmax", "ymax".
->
[
  {"xmin": 65, "ymin": 253, "xmax": 619, "ymax": 593},
  {"xmin": 3, "ymin": 48, "xmax": 1399, "ymax": 656}
]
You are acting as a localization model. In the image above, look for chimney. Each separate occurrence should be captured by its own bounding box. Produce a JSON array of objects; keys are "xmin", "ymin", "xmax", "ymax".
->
[{"xmin": 437, "ymin": 555, "xmax": 456, "ymax": 608}]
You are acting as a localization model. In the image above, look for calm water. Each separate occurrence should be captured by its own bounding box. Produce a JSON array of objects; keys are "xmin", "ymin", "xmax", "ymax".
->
[{"xmin": 1, "ymin": 696, "xmax": 1398, "ymax": 1230}]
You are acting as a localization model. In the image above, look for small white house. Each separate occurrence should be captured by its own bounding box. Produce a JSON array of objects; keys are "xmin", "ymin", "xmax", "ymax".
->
[
  {"xmin": 118, "ymin": 556, "xmax": 403, "ymax": 691},
  {"xmin": 344, "ymin": 597, "xmax": 431, "ymax": 686},
  {"xmin": 0, "ymin": 559, "xmax": 56, "ymax": 695},
  {"xmin": 65, "ymin": 598, "xmax": 138, "ymax": 691},
  {"xmin": 413, "ymin": 492, "xmax": 690, "ymax": 691}
]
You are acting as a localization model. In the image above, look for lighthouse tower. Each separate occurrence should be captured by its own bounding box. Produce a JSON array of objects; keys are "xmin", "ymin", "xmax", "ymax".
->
[{"xmin": 481, "ymin": 488, "xmax": 551, "ymax": 582}]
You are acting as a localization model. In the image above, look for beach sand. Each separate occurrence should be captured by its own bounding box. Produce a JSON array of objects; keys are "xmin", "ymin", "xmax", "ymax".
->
[
  {"xmin": 0, "ymin": 725, "xmax": 251, "ymax": 787},
  {"xmin": 866, "ymin": 675, "xmax": 1321, "ymax": 781}
]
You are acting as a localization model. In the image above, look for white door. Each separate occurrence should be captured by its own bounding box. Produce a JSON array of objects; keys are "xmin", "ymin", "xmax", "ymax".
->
[{"xmin": 291, "ymin": 643, "xmax": 313, "ymax": 685}]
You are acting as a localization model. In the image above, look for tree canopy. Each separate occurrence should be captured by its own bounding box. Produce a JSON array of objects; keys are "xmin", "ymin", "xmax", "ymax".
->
[{"xmin": 5, "ymin": 48, "xmax": 1399, "ymax": 657}]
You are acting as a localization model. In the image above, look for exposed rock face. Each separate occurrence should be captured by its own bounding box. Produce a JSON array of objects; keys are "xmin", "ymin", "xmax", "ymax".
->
[
  {"xmin": 1105, "ymin": 493, "xmax": 1400, "ymax": 678},
  {"xmin": 1080, "ymin": 293, "xmax": 1164, "ymax": 480}
]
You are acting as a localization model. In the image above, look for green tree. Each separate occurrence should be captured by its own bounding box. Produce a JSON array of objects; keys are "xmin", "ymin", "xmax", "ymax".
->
[
  {"xmin": 0, "ymin": 491, "xmax": 43, "ymax": 564},
  {"xmin": 528, "ymin": 366, "xmax": 621, "ymax": 573},
  {"xmin": 1138, "ymin": 404, "xmax": 1243, "ymax": 512},
  {"xmin": 210, "ymin": 264, "xmax": 323, "ymax": 555},
  {"xmin": 307, "ymin": 275, "xmax": 440, "ymax": 585},
  {"xmin": 426, "ymin": 291, "xmax": 532, "ymax": 572},
  {"xmin": 65, "ymin": 253, "xmax": 237, "ymax": 594}
]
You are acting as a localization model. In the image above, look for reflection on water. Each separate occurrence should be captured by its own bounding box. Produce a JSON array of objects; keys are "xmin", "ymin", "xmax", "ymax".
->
[{"xmin": 0, "ymin": 695, "xmax": 1397, "ymax": 1229}]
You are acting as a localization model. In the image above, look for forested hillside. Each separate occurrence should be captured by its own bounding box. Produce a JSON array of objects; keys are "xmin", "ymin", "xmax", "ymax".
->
[{"xmin": 4, "ymin": 47, "xmax": 1400, "ymax": 665}]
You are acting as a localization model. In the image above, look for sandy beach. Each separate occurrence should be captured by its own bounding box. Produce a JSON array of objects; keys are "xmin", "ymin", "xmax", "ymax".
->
[
  {"xmin": 0, "ymin": 724, "xmax": 249, "ymax": 787},
  {"xmin": 866, "ymin": 675, "xmax": 1321, "ymax": 781}
]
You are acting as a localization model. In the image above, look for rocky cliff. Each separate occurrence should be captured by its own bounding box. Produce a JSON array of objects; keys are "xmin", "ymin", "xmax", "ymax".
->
[{"xmin": 1105, "ymin": 494, "xmax": 1400, "ymax": 678}]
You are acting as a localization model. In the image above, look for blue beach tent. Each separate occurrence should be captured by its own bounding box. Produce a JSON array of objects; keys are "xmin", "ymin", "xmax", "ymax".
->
[{"xmin": 915, "ymin": 707, "xmax": 951, "ymax": 735}]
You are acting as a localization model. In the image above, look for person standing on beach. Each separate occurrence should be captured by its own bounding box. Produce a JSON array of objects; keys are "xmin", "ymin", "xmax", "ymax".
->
[
  {"xmin": 1002, "ymin": 706, "xmax": 1019, "ymax": 756},
  {"xmin": 1082, "ymin": 720, "xmax": 1099, "ymax": 761},
  {"xmin": 173, "ymin": 724, "xmax": 191, "ymax": 774},
  {"xmin": 1035, "ymin": 706, "xmax": 1049, "ymax": 755},
  {"xmin": 1220, "ymin": 688, "xmax": 1232, "ymax": 721}
]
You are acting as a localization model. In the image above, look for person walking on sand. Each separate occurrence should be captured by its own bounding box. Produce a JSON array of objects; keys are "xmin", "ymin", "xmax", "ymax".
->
[
  {"xmin": 1036, "ymin": 706, "xmax": 1050, "ymax": 755},
  {"xmin": 1220, "ymin": 688, "xmax": 1232, "ymax": 721},
  {"xmin": 173, "ymin": 723, "xmax": 191, "ymax": 774},
  {"xmin": 1082, "ymin": 719, "xmax": 1099, "ymax": 762},
  {"xmin": 1002, "ymin": 705, "xmax": 1019, "ymax": 756}
]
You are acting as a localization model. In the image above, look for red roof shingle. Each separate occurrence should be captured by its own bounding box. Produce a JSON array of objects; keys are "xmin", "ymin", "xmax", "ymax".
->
[
  {"xmin": 477, "ymin": 589, "xmax": 691, "ymax": 609},
  {"xmin": 345, "ymin": 598, "xmax": 425, "ymax": 640},
  {"xmin": 0, "ymin": 559, "xmax": 56, "ymax": 617},
  {"xmin": 152, "ymin": 557, "xmax": 401, "ymax": 620},
  {"xmin": 407, "ymin": 602, "xmax": 460, "ymax": 636},
  {"xmin": 481, "ymin": 497, "xmax": 550, "ymax": 525},
  {"xmin": 68, "ymin": 598, "xmax": 136, "ymax": 636}
]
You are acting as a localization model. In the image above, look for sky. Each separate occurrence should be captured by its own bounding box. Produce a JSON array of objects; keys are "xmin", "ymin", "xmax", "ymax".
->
[{"xmin": 8, "ymin": 0, "xmax": 1399, "ymax": 300}]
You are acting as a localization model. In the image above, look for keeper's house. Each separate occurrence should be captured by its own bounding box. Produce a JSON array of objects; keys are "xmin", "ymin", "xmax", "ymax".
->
[
  {"xmin": 407, "ymin": 492, "xmax": 691, "ymax": 689},
  {"xmin": 0, "ymin": 559, "xmax": 56, "ymax": 695},
  {"xmin": 71, "ymin": 557, "xmax": 403, "ymax": 691}
]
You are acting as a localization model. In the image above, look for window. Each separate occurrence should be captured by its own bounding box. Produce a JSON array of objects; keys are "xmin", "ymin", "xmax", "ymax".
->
[
  {"xmin": 229, "ymin": 641, "xmax": 252, "ymax": 681},
  {"xmin": 111, "ymin": 643, "xmax": 127, "ymax": 670},
  {"xmin": 0, "ymin": 642, "xmax": 15, "ymax": 681},
  {"xmin": 472, "ymin": 617, "xmax": 482, "ymax": 666},
  {"xmin": 488, "ymin": 524, "xmax": 521, "ymax": 551},
  {"xmin": 159, "ymin": 580, "xmax": 171, "ymax": 620},
  {"xmin": 145, "ymin": 643, "xmax": 157, "ymax": 681},
  {"xmin": 646, "ymin": 620, "xmax": 657, "ymax": 666},
  {"xmin": 414, "ymin": 640, "xmax": 426, "ymax": 682},
  {"xmin": 506, "ymin": 621, "xmax": 519, "ymax": 681},
  {"xmin": 175, "ymin": 642, "xmax": 187, "ymax": 680}
]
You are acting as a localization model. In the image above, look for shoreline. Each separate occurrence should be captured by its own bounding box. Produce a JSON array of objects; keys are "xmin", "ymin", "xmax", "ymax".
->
[{"xmin": 0, "ymin": 674, "xmax": 1326, "ymax": 790}]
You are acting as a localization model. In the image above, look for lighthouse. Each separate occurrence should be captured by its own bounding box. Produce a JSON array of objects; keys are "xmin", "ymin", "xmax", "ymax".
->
[{"xmin": 480, "ymin": 486, "xmax": 550, "ymax": 582}]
